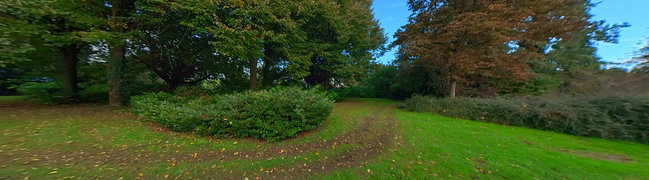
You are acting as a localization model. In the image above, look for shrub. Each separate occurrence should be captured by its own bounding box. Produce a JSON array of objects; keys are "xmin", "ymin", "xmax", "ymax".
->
[
  {"xmin": 131, "ymin": 87, "xmax": 334, "ymax": 142},
  {"xmin": 403, "ymin": 95, "xmax": 649, "ymax": 144},
  {"xmin": 79, "ymin": 84, "xmax": 108, "ymax": 103},
  {"xmin": 14, "ymin": 82, "xmax": 66, "ymax": 104}
]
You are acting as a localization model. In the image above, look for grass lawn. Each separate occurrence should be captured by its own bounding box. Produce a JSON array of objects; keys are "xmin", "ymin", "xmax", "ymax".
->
[
  {"xmin": 0, "ymin": 96, "xmax": 25, "ymax": 103},
  {"xmin": 0, "ymin": 98, "xmax": 647, "ymax": 179}
]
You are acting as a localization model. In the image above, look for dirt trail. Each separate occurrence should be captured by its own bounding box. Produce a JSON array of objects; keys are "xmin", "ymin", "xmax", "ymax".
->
[{"xmin": 0, "ymin": 100, "xmax": 398, "ymax": 179}]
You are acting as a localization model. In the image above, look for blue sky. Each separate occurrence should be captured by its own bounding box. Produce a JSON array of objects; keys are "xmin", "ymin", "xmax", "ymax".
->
[{"xmin": 371, "ymin": 0, "xmax": 649, "ymax": 65}]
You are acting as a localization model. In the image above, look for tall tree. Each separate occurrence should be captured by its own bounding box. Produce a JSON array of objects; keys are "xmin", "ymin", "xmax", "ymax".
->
[
  {"xmin": 393, "ymin": 0, "xmax": 587, "ymax": 98},
  {"xmin": 106, "ymin": 0, "xmax": 134, "ymax": 106},
  {"xmin": 1, "ymin": 0, "xmax": 109, "ymax": 99},
  {"xmin": 302, "ymin": 0, "xmax": 386, "ymax": 89},
  {"xmin": 129, "ymin": 0, "xmax": 226, "ymax": 90},
  {"xmin": 545, "ymin": 1, "xmax": 629, "ymax": 73}
]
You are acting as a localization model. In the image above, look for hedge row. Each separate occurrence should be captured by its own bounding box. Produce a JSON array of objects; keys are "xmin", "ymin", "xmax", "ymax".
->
[
  {"xmin": 403, "ymin": 95, "xmax": 649, "ymax": 144},
  {"xmin": 131, "ymin": 87, "xmax": 334, "ymax": 142}
]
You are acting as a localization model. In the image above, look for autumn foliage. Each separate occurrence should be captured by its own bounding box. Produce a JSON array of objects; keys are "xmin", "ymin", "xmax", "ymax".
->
[{"xmin": 393, "ymin": 0, "xmax": 588, "ymax": 97}]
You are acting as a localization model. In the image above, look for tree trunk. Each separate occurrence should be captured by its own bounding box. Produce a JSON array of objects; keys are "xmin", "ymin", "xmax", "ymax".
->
[
  {"xmin": 166, "ymin": 81, "xmax": 180, "ymax": 92},
  {"xmin": 261, "ymin": 46, "xmax": 272, "ymax": 88},
  {"xmin": 449, "ymin": 80, "xmax": 457, "ymax": 98},
  {"xmin": 60, "ymin": 44, "xmax": 81, "ymax": 100},
  {"xmin": 108, "ymin": 42, "xmax": 126, "ymax": 106},
  {"xmin": 323, "ymin": 72, "xmax": 331, "ymax": 90},
  {"xmin": 107, "ymin": 0, "xmax": 134, "ymax": 106},
  {"xmin": 165, "ymin": 76, "xmax": 182, "ymax": 92},
  {"xmin": 249, "ymin": 54, "xmax": 258, "ymax": 91},
  {"xmin": 261, "ymin": 59, "xmax": 271, "ymax": 88}
]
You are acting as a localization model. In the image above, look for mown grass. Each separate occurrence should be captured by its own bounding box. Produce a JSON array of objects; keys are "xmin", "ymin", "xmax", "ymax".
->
[
  {"xmin": 0, "ymin": 95, "xmax": 24, "ymax": 103},
  {"xmin": 319, "ymin": 108, "xmax": 649, "ymax": 179},
  {"xmin": 0, "ymin": 97, "xmax": 648, "ymax": 179}
]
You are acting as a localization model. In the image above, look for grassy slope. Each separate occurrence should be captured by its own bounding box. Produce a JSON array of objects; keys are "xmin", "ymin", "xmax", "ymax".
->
[
  {"xmin": 0, "ymin": 97, "xmax": 648, "ymax": 179},
  {"xmin": 321, "ymin": 107, "xmax": 649, "ymax": 179}
]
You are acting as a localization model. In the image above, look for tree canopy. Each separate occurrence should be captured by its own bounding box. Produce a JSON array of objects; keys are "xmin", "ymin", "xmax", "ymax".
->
[{"xmin": 392, "ymin": 0, "xmax": 627, "ymax": 98}]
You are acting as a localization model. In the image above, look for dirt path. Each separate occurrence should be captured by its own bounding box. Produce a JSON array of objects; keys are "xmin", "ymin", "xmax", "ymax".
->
[{"xmin": 0, "ymin": 99, "xmax": 398, "ymax": 179}]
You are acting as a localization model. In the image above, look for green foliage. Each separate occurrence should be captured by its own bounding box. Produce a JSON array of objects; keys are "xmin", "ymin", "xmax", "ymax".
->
[
  {"xmin": 403, "ymin": 95, "xmax": 649, "ymax": 144},
  {"xmin": 132, "ymin": 87, "xmax": 334, "ymax": 142},
  {"xmin": 14, "ymin": 82, "xmax": 66, "ymax": 104},
  {"xmin": 79, "ymin": 83, "xmax": 108, "ymax": 103},
  {"xmin": 331, "ymin": 63, "xmax": 422, "ymax": 100}
]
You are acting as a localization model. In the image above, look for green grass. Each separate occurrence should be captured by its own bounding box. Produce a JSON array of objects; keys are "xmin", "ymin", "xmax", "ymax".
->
[
  {"xmin": 0, "ymin": 98, "xmax": 648, "ymax": 179},
  {"xmin": 319, "ymin": 109, "xmax": 649, "ymax": 179},
  {"xmin": 0, "ymin": 95, "xmax": 25, "ymax": 103}
]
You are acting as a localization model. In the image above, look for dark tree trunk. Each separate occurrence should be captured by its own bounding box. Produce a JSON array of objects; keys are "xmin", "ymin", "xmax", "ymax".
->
[
  {"xmin": 305, "ymin": 57, "xmax": 330, "ymax": 88},
  {"xmin": 166, "ymin": 80, "xmax": 180, "ymax": 92},
  {"xmin": 261, "ymin": 45, "xmax": 272, "ymax": 88},
  {"xmin": 323, "ymin": 72, "xmax": 331, "ymax": 90},
  {"xmin": 107, "ymin": 0, "xmax": 134, "ymax": 106},
  {"xmin": 261, "ymin": 59, "xmax": 271, "ymax": 88},
  {"xmin": 60, "ymin": 44, "xmax": 81, "ymax": 100},
  {"xmin": 450, "ymin": 80, "xmax": 457, "ymax": 98},
  {"xmin": 249, "ymin": 54, "xmax": 258, "ymax": 91}
]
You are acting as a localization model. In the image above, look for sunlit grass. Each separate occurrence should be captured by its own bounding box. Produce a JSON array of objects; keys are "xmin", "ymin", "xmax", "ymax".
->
[
  {"xmin": 1, "ymin": 97, "xmax": 647, "ymax": 179},
  {"xmin": 318, "ymin": 109, "xmax": 649, "ymax": 179}
]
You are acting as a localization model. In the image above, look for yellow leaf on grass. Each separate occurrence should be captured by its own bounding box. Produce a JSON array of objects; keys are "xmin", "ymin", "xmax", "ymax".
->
[
  {"xmin": 138, "ymin": 173, "xmax": 144, "ymax": 176},
  {"xmin": 221, "ymin": 148, "xmax": 226, "ymax": 152},
  {"xmin": 164, "ymin": 174, "xmax": 169, "ymax": 178},
  {"xmin": 48, "ymin": 171, "xmax": 58, "ymax": 175}
]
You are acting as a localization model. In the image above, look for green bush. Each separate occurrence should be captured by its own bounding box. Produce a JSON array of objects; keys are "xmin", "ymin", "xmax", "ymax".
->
[
  {"xmin": 131, "ymin": 87, "xmax": 334, "ymax": 142},
  {"xmin": 403, "ymin": 95, "xmax": 649, "ymax": 144},
  {"xmin": 14, "ymin": 82, "xmax": 66, "ymax": 104},
  {"xmin": 79, "ymin": 84, "xmax": 108, "ymax": 103}
]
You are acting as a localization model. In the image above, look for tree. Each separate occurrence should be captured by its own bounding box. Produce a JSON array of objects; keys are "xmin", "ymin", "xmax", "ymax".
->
[
  {"xmin": 631, "ymin": 39, "xmax": 649, "ymax": 73},
  {"xmin": 106, "ymin": 0, "xmax": 134, "ymax": 106},
  {"xmin": 393, "ymin": 0, "xmax": 587, "ymax": 98},
  {"xmin": 202, "ymin": 0, "xmax": 294, "ymax": 90},
  {"xmin": 506, "ymin": 1, "xmax": 629, "ymax": 95},
  {"xmin": 1, "ymin": 0, "xmax": 109, "ymax": 100},
  {"xmin": 301, "ymin": 0, "xmax": 386, "ymax": 90},
  {"xmin": 127, "ymin": 0, "xmax": 226, "ymax": 90}
]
